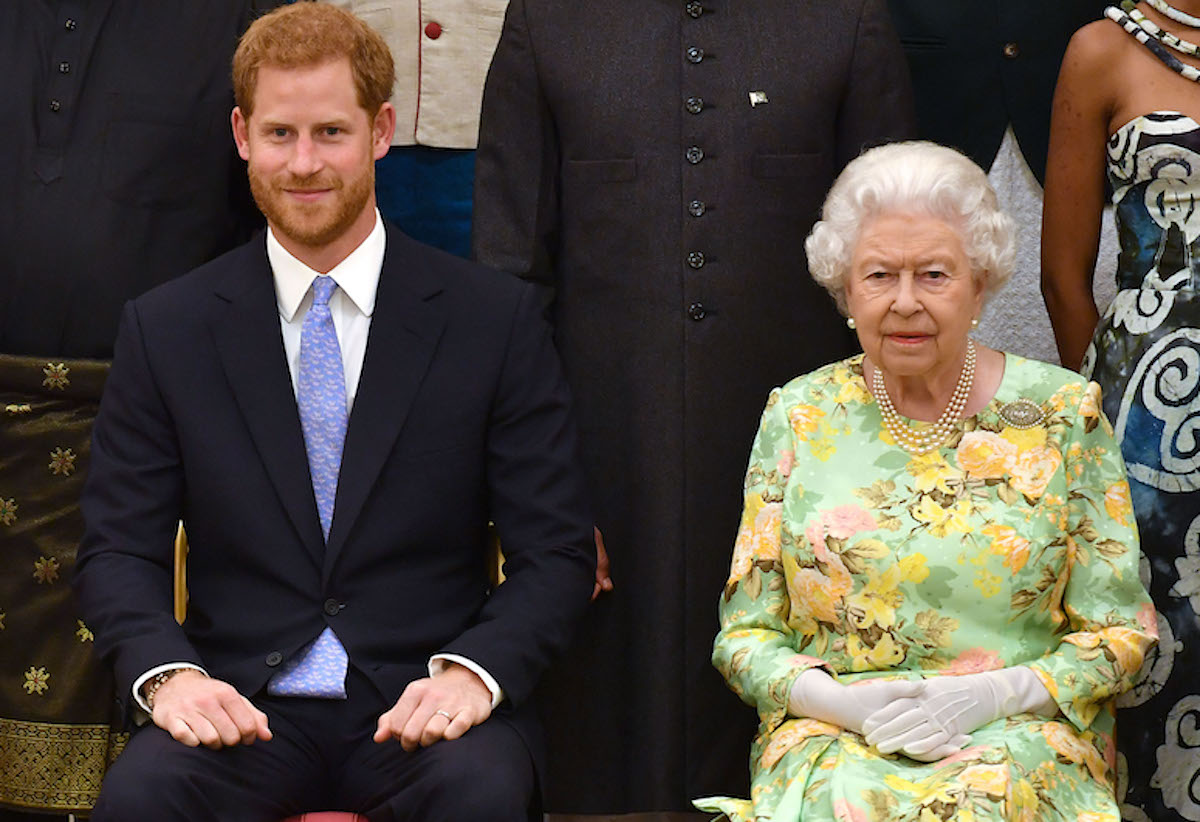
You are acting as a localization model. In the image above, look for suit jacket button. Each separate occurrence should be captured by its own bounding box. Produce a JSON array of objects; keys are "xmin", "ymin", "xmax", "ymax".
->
[
  {"xmin": 686, "ymin": 46, "xmax": 704, "ymax": 63},
  {"xmin": 685, "ymin": 96, "xmax": 704, "ymax": 114},
  {"xmin": 687, "ymin": 251, "xmax": 705, "ymax": 269},
  {"xmin": 686, "ymin": 146, "xmax": 704, "ymax": 164},
  {"xmin": 324, "ymin": 598, "xmax": 342, "ymax": 616},
  {"xmin": 1002, "ymin": 41, "xmax": 1020, "ymax": 59},
  {"xmin": 266, "ymin": 651, "xmax": 283, "ymax": 667},
  {"xmin": 688, "ymin": 199, "xmax": 706, "ymax": 217},
  {"xmin": 686, "ymin": 1, "xmax": 704, "ymax": 17},
  {"xmin": 688, "ymin": 302, "xmax": 707, "ymax": 321}
]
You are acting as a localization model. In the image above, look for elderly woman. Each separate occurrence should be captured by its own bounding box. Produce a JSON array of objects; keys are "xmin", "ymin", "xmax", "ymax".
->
[{"xmin": 695, "ymin": 141, "xmax": 1157, "ymax": 822}]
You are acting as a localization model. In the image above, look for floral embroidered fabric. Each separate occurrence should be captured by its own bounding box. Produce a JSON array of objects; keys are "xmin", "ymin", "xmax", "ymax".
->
[{"xmin": 695, "ymin": 354, "xmax": 1156, "ymax": 821}]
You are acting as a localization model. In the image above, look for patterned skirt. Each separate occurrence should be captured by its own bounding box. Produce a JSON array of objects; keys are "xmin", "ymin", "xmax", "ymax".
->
[
  {"xmin": 0, "ymin": 354, "xmax": 126, "ymax": 812},
  {"xmin": 1087, "ymin": 289, "xmax": 1200, "ymax": 821}
]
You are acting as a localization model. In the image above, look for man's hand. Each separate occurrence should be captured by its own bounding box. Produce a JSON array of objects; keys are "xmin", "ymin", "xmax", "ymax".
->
[
  {"xmin": 149, "ymin": 670, "xmax": 271, "ymax": 749},
  {"xmin": 592, "ymin": 526, "xmax": 614, "ymax": 601},
  {"xmin": 373, "ymin": 662, "xmax": 492, "ymax": 751}
]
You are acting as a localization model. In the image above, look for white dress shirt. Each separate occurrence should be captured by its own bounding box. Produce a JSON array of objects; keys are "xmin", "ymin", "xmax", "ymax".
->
[{"xmin": 133, "ymin": 211, "xmax": 502, "ymax": 711}]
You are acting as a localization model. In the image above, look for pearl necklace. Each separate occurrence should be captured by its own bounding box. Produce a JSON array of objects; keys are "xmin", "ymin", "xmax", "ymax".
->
[
  {"xmin": 872, "ymin": 340, "xmax": 976, "ymax": 455},
  {"xmin": 1146, "ymin": 0, "xmax": 1200, "ymax": 28}
]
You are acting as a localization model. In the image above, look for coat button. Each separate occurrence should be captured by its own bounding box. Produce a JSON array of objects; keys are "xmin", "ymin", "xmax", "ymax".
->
[
  {"xmin": 686, "ymin": 46, "xmax": 705, "ymax": 63},
  {"xmin": 1002, "ymin": 41, "xmax": 1019, "ymax": 59},
  {"xmin": 685, "ymin": 96, "xmax": 704, "ymax": 114},
  {"xmin": 58, "ymin": 61, "xmax": 71, "ymax": 74},
  {"xmin": 265, "ymin": 651, "xmax": 283, "ymax": 667},
  {"xmin": 687, "ymin": 251, "xmax": 705, "ymax": 269},
  {"xmin": 64, "ymin": 18, "xmax": 77, "ymax": 30},
  {"xmin": 49, "ymin": 99, "xmax": 61, "ymax": 112},
  {"xmin": 688, "ymin": 302, "xmax": 707, "ymax": 320},
  {"xmin": 323, "ymin": 598, "xmax": 342, "ymax": 616},
  {"xmin": 688, "ymin": 199, "xmax": 706, "ymax": 217},
  {"xmin": 686, "ymin": 1, "xmax": 704, "ymax": 17},
  {"xmin": 425, "ymin": 21, "xmax": 443, "ymax": 39},
  {"xmin": 685, "ymin": 146, "xmax": 704, "ymax": 164}
]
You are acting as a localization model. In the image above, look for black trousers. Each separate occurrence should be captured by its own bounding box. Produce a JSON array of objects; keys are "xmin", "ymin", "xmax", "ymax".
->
[{"xmin": 90, "ymin": 668, "xmax": 534, "ymax": 822}]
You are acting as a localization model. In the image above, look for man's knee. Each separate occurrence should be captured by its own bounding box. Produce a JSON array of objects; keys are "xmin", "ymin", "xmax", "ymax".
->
[{"xmin": 379, "ymin": 725, "xmax": 535, "ymax": 822}]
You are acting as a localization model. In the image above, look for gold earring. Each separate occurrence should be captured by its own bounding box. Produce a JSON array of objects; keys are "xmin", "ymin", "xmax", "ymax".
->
[{"xmin": 847, "ymin": 317, "xmax": 857, "ymax": 330}]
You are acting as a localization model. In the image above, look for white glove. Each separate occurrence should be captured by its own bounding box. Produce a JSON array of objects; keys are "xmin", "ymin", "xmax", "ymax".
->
[
  {"xmin": 862, "ymin": 667, "xmax": 1057, "ymax": 762},
  {"xmin": 788, "ymin": 669, "xmax": 923, "ymax": 735}
]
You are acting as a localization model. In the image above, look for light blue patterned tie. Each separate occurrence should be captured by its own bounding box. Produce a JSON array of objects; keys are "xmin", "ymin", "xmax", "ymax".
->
[{"xmin": 268, "ymin": 275, "xmax": 349, "ymax": 699}]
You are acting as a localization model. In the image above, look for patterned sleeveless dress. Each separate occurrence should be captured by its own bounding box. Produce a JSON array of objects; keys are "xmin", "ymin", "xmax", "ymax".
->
[{"xmin": 1086, "ymin": 110, "xmax": 1200, "ymax": 822}]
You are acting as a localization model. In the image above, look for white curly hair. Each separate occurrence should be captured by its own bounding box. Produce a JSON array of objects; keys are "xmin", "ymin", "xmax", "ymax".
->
[{"xmin": 804, "ymin": 141, "xmax": 1016, "ymax": 315}]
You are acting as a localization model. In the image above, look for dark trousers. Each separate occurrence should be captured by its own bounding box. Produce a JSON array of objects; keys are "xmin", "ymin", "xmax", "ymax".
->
[{"xmin": 90, "ymin": 668, "xmax": 534, "ymax": 822}]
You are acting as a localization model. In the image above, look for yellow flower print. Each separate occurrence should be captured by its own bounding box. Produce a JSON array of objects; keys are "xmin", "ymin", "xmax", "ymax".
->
[
  {"xmin": 1076, "ymin": 812, "xmax": 1118, "ymax": 822},
  {"xmin": 912, "ymin": 496, "xmax": 973, "ymax": 538},
  {"xmin": 1079, "ymin": 382, "xmax": 1102, "ymax": 422},
  {"xmin": 789, "ymin": 404, "xmax": 826, "ymax": 440},
  {"xmin": 23, "ymin": 666, "xmax": 50, "ymax": 695},
  {"xmin": 907, "ymin": 450, "xmax": 962, "ymax": 494},
  {"xmin": 1010, "ymin": 445, "xmax": 1062, "ymax": 499},
  {"xmin": 1041, "ymin": 722, "xmax": 1108, "ymax": 784},
  {"xmin": 1001, "ymin": 424, "xmax": 1049, "ymax": 453},
  {"xmin": 758, "ymin": 718, "xmax": 840, "ymax": 770},
  {"xmin": 789, "ymin": 567, "xmax": 849, "ymax": 625},
  {"xmin": 883, "ymin": 772, "xmax": 956, "ymax": 806},
  {"xmin": 835, "ymin": 376, "xmax": 872, "ymax": 407},
  {"xmin": 960, "ymin": 763, "xmax": 1009, "ymax": 797},
  {"xmin": 727, "ymin": 501, "xmax": 783, "ymax": 586},
  {"xmin": 981, "ymin": 523, "xmax": 1031, "ymax": 573},
  {"xmin": 956, "ymin": 430, "xmax": 1017, "ymax": 478},
  {"xmin": 845, "ymin": 565, "xmax": 903, "ymax": 630},
  {"xmin": 1012, "ymin": 777, "xmax": 1040, "ymax": 822},
  {"xmin": 1094, "ymin": 625, "xmax": 1152, "ymax": 674},
  {"xmin": 898, "ymin": 552, "xmax": 930, "ymax": 583},
  {"xmin": 974, "ymin": 566, "xmax": 1003, "ymax": 598},
  {"xmin": 846, "ymin": 631, "xmax": 905, "ymax": 671},
  {"xmin": 1104, "ymin": 481, "xmax": 1133, "ymax": 527}
]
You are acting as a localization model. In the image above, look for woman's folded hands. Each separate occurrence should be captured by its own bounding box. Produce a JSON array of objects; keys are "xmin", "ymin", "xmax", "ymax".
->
[{"xmin": 789, "ymin": 667, "xmax": 1057, "ymax": 763}]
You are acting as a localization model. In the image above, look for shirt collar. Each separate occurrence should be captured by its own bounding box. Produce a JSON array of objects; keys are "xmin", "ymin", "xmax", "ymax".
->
[{"xmin": 269, "ymin": 209, "xmax": 385, "ymax": 322}]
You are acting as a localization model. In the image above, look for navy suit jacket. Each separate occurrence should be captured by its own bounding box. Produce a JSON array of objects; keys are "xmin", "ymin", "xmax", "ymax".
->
[{"xmin": 73, "ymin": 224, "xmax": 596, "ymax": 759}]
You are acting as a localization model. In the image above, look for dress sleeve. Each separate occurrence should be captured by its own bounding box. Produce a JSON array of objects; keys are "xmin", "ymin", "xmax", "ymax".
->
[
  {"xmin": 470, "ymin": 0, "xmax": 560, "ymax": 298},
  {"xmin": 1025, "ymin": 381, "xmax": 1158, "ymax": 732},
  {"xmin": 712, "ymin": 388, "xmax": 828, "ymax": 727}
]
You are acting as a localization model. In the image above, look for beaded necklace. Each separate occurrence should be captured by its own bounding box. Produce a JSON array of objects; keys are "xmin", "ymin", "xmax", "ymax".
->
[
  {"xmin": 871, "ymin": 340, "xmax": 976, "ymax": 456},
  {"xmin": 1122, "ymin": 0, "xmax": 1200, "ymax": 55},
  {"xmin": 1146, "ymin": 0, "xmax": 1200, "ymax": 27},
  {"xmin": 1107, "ymin": 5, "xmax": 1200, "ymax": 81}
]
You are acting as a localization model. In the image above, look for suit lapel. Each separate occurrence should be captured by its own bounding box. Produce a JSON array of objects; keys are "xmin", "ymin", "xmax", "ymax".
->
[
  {"xmin": 211, "ymin": 239, "xmax": 325, "ymax": 565},
  {"xmin": 324, "ymin": 230, "xmax": 446, "ymax": 575}
]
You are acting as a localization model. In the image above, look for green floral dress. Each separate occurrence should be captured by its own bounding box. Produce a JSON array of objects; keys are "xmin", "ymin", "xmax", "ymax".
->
[{"xmin": 695, "ymin": 354, "xmax": 1158, "ymax": 822}]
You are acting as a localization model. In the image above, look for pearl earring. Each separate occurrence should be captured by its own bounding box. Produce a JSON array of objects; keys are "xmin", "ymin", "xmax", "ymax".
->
[
  {"xmin": 847, "ymin": 317, "xmax": 857, "ymax": 330},
  {"xmin": 971, "ymin": 318, "xmax": 979, "ymax": 329}
]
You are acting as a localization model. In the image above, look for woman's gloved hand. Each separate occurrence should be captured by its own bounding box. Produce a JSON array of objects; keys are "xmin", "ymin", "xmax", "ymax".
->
[
  {"xmin": 861, "ymin": 667, "xmax": 1057, "ymax": 761},
  {"xmin": 788, "ymin": 669, "xmax": 923, "ymax": 735}
]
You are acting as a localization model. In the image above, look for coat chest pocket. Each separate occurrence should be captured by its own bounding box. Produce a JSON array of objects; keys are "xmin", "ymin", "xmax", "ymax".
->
[{"xmin": 564, "ymin": 158, "xmax": 637, "ymax": 183}]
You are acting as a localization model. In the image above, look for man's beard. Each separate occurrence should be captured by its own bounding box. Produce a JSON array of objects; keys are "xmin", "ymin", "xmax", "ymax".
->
[{"xmin": 249, "ymin": 164, "xmax": 373, "ymax": 249}]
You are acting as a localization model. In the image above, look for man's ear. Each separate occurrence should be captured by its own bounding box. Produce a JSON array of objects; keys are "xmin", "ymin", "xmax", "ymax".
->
[
  {"xmin": 231, "ymin": 107, "xmax": 251, "ymax": 161},
  {"xmin": 372, "ymin": 102, "xmax": 396, "ymax": 161}
]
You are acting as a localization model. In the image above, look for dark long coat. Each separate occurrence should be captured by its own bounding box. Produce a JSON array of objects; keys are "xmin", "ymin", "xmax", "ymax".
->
[
  {"xmin": 886, "ymin": 0, "xmax": 1106, "ymax": 184},
  {"xmin": 472, "ymin": 0, "xmax": 915, "ymax": 811}
]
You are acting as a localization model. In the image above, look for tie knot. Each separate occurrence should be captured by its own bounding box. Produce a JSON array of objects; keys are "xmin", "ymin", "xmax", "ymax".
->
[{"xmin": 311, "ymin": 276, "xmax": 338, "ymax": 308}]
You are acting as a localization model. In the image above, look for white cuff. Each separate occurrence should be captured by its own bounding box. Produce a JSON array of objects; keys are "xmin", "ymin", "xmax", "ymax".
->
[
  {"xmin": 132, "ymin": 662, "xmax": 208, "ymax": 714},
  {"xmin": 428, "ymin": 654, "xmax": 504, "ymax": 709}
]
